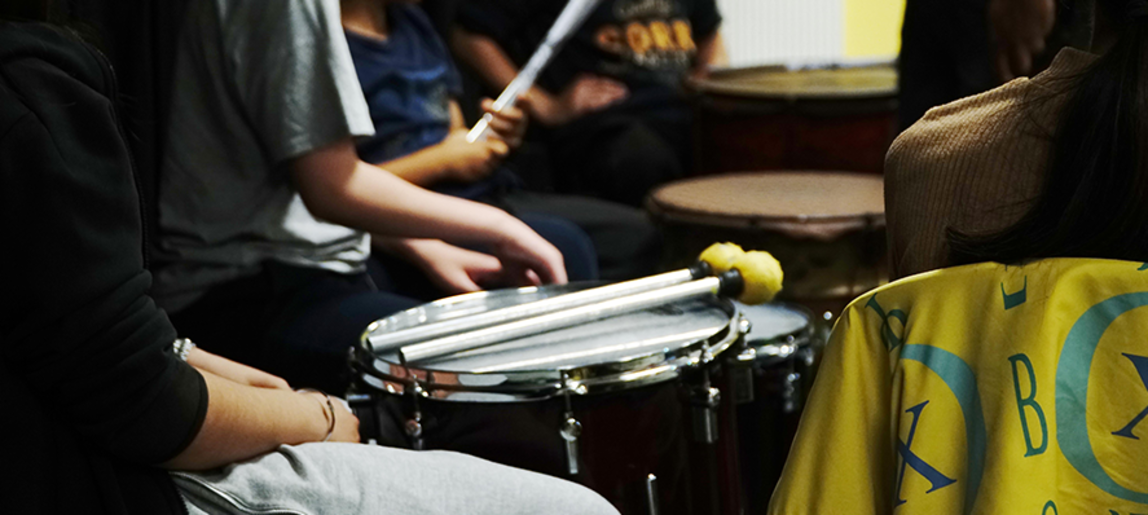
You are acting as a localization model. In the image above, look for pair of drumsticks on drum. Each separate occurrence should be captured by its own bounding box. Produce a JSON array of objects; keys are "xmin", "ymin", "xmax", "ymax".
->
[{"xmin": 373, "ymin": 243, "xmax": 784, "ymax": 362}]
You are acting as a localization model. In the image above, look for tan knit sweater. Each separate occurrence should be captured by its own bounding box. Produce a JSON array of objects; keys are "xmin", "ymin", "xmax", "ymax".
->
[{"xmin": 885, "ymin": 47, "xmax": 1097, "ymax": 279}]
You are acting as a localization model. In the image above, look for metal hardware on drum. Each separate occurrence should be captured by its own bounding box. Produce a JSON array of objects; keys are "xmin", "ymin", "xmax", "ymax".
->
[
  {"xmin": 559, "ymin": 371, "xmax": 582, "ymax": 476},
  {"xmin": 369, "ymin": 263, "xmax": 710, "ymax": 354},
  {"xmin": 729, "ymin": 314, "xmax": 756, "ymax": 405},
  {"xmin": 688, "ymin": 369, "xmax": 721, "ymax": 445},
  {"xmin": 645, "ymin": 474, "xmax": 659, "ymax": 515},
  {"xmin": 399, "ymin": 270, "xmax": 745, "ymax": 362}
]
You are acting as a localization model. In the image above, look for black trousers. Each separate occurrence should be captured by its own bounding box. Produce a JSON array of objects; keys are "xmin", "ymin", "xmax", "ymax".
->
[
  {"xmin": 549, "ymin": 107, "xmax": 691, "ymax": 208},
  {"xmin": 168, "ymin": 262, "xmax": 419, "ymax": 394}
]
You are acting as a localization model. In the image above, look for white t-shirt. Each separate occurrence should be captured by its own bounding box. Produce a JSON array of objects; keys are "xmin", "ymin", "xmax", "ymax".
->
[{"xmin": 154, "ymin": 0, "xmax": 374, "ymax": 311}]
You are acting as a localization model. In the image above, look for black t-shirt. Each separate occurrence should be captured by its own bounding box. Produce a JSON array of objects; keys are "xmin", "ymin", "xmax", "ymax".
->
[{"xmin": 458, "ymin": 0, "xmax": 721, "ymax": 110}]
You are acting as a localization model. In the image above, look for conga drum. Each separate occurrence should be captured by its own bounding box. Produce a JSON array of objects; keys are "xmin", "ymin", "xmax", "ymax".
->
[
  {"xmin": 349, "ymin": 284, "xmax": 750, "ymax": 515},
  {"xmin": 689, "ymin": 64, "xmax": 898, "ymax": 175},
  {"xmin": 647, "ymin": 171, "xmax": 886, "ymax": 318}
]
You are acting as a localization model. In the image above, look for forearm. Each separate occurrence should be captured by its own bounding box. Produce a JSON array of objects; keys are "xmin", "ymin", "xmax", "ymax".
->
[
  {"xmin": 376, "ymin": 145, "xmax": 458, "ymax": 188},
  {"xmin": 450, "ymin": 29, "xmax": 521, "ymax": 91},
  {"xmin": 293, "ymin": 141, "xmax": 521, "ymax": 246},
  {"xmin": 163, "ymin": 370, "xmax": 328, "ymax": 471},
  {"xmin": 693, "ymin": 32, "xmax": 728, "ymax": 78}
]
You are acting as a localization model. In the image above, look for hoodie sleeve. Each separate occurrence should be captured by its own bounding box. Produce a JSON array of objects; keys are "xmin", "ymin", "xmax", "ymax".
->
[{"xmin": 0, "ymin": 49, "xmax": 207, "ymax": 465}]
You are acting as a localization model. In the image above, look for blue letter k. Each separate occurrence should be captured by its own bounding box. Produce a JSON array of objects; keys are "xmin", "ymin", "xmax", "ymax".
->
[{"xmin": 894, "ymin": 401, "xmax": 958, "ymax": 508}]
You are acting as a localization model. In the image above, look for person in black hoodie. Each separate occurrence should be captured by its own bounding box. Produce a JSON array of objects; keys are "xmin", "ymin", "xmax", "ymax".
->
[{"xmin": 0, "ymin": 11, "xmax": 617, "ymax": 515}]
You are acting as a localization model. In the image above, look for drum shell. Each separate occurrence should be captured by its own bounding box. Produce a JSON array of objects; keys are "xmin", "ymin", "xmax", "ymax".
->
[
  {"xmin": 689, "ymin": 65, "xmax": 898, "ymax": 176},
  {"xmin": 731, "ymin": 303, "xmax": 821, "ymax": 514}
]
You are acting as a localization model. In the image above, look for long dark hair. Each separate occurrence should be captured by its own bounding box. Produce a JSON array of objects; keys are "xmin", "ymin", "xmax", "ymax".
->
[{"xmin": 948, "ymin": 0, "xmax": 1148, "ymax": 265}]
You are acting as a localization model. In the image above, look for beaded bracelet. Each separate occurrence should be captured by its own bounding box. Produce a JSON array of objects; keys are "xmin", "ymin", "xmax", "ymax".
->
[{"xmin": 172, "ymin": 338, "xmax": 196, "ymax": 362}]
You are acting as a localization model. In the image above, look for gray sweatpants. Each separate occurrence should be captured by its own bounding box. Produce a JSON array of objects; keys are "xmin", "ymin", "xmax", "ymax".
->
[{"xmin": 173, "ymin": 442, "xmax": 619, "ymax": 515}]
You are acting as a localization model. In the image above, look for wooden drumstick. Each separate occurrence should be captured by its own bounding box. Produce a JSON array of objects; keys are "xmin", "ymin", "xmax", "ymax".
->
[
  {"xmin": 466, "ymin": 0, "xmax": 603, "ymax": 142},
  {"xmin": 399, "ymin": 251, "xmax": 784, "ymax": 363},
  {"xmin": 368, "ymin": 243, "xmax": 748, "ymax": 354}
]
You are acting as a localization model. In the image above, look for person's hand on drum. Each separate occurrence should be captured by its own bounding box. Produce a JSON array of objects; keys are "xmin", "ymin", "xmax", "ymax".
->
[
  {"xmin": 481, "ymin": 97, "xmax": 529, "ymax": 150},
  {"xmin": 394, "ymin": 238, "xmax": 507, "ymax": 294},
  {"xmin": 531, "ymin": 74, "xmax": 629, "ymax": 126},
  {"xmin": 437, "ymin": 129, "xmax": 509, "ymax": 183},
  {"xmin": 488, "ymin": 216, "xmax": 568, "ymax": 287},
  {"xmin": 990, "ymin": 0, "xmax": 1056, "ymax": 81},
  {"xmin": 187, "ymin": 347, "xmax": 292, "ymax": 390}
]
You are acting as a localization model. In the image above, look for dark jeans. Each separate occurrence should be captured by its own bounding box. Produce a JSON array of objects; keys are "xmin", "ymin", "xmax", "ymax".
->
[
  {"xmin": 501, "ymin": 191, "xmax": 663, "ymax": 281},
  {"xmin": 549, "ymin": 107, "xmax": 690, "ymax": 208},
  {"xmin": 168, "ymin": 262, "xmax": 419, "ymax": 394}
]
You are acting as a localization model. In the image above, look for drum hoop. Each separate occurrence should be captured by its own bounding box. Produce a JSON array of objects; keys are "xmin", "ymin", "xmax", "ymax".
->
[
  {"xmin": 648, "ymin": 202, "xmax": 884, "ymax": 240},
  {"xmin": 352, "ymin": 287, "xmax": 744, "ymax": 402}
]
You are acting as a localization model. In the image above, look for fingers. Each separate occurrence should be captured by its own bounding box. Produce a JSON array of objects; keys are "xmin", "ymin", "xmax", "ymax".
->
[
  {"xmin": 481, "ymin": 98, "xmax": 528, "ymax": 148},
  {"xmin": 486, "ymin": 139, "xmax": 510, "ymax": 157}
]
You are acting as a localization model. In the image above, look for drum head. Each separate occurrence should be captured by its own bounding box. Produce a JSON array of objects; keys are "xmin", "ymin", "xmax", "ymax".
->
[
  {"xmin": 736, "ymin": 301, "xmax": 813, "ymax": 365},
  {"xmin": 691, "ymin": 64, "xmax": 897, "ymax": 100},
  {"xmin": 648, "ymin": 171, "xmax": 885, "ymax": 237},
  {"xmin": 357, "ymin": 284, "xmax": 739, "ymax": 401}
]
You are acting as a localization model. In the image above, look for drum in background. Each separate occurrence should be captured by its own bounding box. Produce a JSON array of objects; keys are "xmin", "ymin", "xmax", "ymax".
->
[
  {"xmin": 349, "ymin": 284, "xmax": 749, "ymax": 515},
  {"xmin": 688, "ymin": 64, "xmax": 898, "ymax": 176},
  {"xmin": 732, "ymin": 301, "xmax": 820, "ymax": 515},
  {"xmin": 647, "ymin": 171, "xmax": 887, "ymax": 318}
]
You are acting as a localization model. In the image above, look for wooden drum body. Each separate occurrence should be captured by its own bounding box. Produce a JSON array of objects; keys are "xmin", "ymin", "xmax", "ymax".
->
[
  {"xmin": 689, "ymin": 64, "xmax": 898, "ymax": 175},
  {"xmin": 648, "ymin": 171, "xmax": 887, "ymax": 317}
]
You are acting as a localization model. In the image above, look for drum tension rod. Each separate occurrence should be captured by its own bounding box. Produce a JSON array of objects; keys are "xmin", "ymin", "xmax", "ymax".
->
[
  {"xmin": 559, "ymin": 371, "xmax": 582, "ymax": 477},
  {"xmin": 729, "ymin": 313, "xmax": 757, "ymax": 405},
  {"xmin": 398, "ymin": 353, "xmax": 426, "ymax": 451},
  {"xmin": 690, "ymin": 368, "xmax": 721, "ymax": 445}
]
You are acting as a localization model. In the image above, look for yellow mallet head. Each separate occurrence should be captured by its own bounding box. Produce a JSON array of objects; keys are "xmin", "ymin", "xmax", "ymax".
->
[
  {"xmin": 731, "ymin": 251, "xmax": 784, "ymax": 305},
  {"xmin": 698, "ymin": 242, "xmax": 745, "ymax": 274}
]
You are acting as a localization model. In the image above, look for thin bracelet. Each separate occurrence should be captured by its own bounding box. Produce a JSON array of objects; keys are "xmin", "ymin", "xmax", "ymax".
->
[{"xmin": 298, "ymin": 388, "xmax": 336, "ymax": 442}]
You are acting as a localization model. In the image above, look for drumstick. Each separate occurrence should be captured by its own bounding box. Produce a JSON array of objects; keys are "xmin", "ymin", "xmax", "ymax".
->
[
  {"xmin": 466, "ymin": 0, "xmax": 604, "ymax": 143},
  {"xmin": 399, "ymin": 251, "xmax": 784, "ymax": 363},
  {"xmin": 369, "ymin": 257, "xmax": 724, "ymax": 355}
]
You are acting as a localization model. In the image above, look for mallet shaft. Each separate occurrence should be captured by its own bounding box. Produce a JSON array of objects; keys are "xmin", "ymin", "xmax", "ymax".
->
[
  {"xmin": 401, "ymin": 274, "xmax": 739, "ymax": 363},
  {"xmin": 369, "ymin": 264, "xmax": 710, "ymax": 354}
]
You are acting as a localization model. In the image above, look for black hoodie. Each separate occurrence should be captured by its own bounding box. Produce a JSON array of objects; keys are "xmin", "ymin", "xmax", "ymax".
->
[{"xmin": 0, "ymin": 22, "xmax": 207, "ymax": 514}]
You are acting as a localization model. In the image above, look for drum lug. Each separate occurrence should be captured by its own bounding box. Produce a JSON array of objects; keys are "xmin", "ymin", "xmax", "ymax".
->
[
  {"xmin": 560, "ymin": 415, "xmax": 582, "ymax": 476},
  {"xmin": 690, "ymin": 385, "xmax": 721, "ymax": 444},
  {"xmin": 405, "ymin": 414, "xmax": 425, "ymax": 450},
  {"xmin": 406, "ymin": 382, "xmax": 426, "ymax": 450},
  {"xmin": 783, "ymin": 372, "xmax": 802, "ymax": 414},
  {"xmin": 729, "ymin": 344, "xmax": 757, "ymax": 405}
]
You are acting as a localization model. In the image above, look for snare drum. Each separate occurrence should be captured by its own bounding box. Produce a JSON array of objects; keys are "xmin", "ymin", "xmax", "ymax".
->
[
  {"xmin": 688, "ymin": 64, "xmax": 898, "ymax": 175},
  {"xmin": 349, "ymin": 284, "xmax": 749, "ymax": 515},
  {"xmin": 733, "ymin": 302, "xmax": 820, "ymax": 514},
  {"xmin": 647, "ymin": 171, "xmax": 886, "ymax": 318}
]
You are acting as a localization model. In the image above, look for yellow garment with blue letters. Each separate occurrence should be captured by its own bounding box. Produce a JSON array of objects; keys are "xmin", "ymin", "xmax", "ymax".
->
[{"xmin": 768, "ymin": 259, "xmax": 1148, "ymax": 515}]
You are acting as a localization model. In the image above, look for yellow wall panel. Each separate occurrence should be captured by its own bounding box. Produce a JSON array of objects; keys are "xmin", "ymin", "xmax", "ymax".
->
[{"xmin": 843, "ymin": 0, "xmax": 905, "ymax": 58}]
